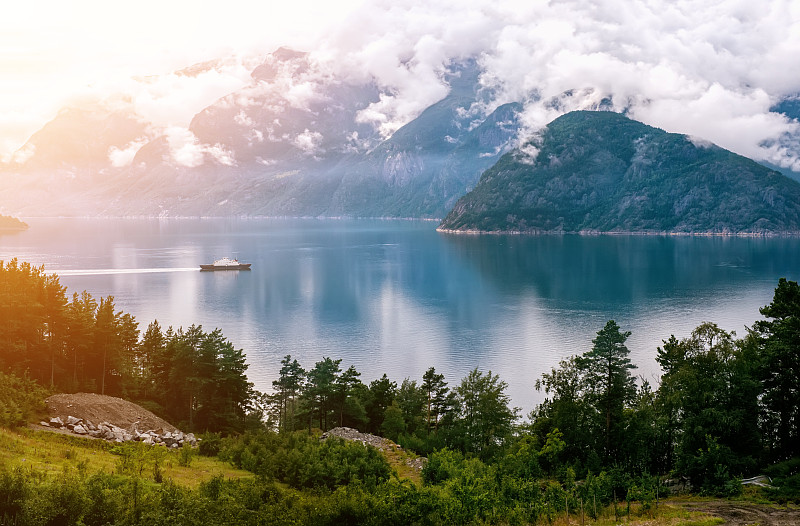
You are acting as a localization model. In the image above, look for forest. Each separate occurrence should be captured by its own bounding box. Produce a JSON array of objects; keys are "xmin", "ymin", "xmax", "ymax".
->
[{"xmin": 0, "ymin": 257, "xmax": 799, "ymax": 524}]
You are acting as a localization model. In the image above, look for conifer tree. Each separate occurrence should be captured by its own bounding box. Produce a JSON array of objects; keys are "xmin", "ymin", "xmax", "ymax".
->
[{"xmin": 577, "ymin": 320, "xmax": 636, "ymax": 462}]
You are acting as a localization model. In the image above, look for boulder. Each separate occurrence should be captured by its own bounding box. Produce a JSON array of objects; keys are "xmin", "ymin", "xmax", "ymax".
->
[{"xmin": 67, "ymin": 416, "xmax": 81, "ymax": 426}]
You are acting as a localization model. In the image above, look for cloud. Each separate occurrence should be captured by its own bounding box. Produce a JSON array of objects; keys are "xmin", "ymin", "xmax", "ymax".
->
[
  {"xmin": 302, "ymin": 0, "xmax": 800, "ymax": 168},
  {"xmin": 108, "ymin": 138, "xmax": 149, "ymax": 167},
  {"xmin": 4, "ymin": 0, "xmax": 800, "ymax": 173},
  {"xmin": 164, "ymin": 127, "xmax": 236, "ymax": 167},
  {"xmin": 292, "ymin": 129, "xmax": 324, "ymax": 154}
]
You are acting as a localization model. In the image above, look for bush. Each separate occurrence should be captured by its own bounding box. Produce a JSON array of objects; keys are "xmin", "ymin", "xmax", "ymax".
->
[
  {"xmin": 220, "ymin": 430, "xmax": 391, "ymax": 491},
  {"xmin": 0, "ymin": 372, "xmax": 48, "ymax": 427},
  {"xmin": 198, "ymin": 431, "xmax": 222, "ymax": 457}
]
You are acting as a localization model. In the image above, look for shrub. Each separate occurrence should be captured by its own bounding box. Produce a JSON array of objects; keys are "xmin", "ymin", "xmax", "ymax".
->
[{"xmin": 0, "ymin": 372, "xmax": 48, "ymax": 427}]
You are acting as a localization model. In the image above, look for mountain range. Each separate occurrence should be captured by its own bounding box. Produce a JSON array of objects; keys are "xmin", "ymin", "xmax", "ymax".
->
[
  {"xmin": 0, "ymin": 50, "xmax": 520, "ymax": 219},
  {"xmin": 2, "ymin": 47, "xmax": 800, "ymax": 233}
]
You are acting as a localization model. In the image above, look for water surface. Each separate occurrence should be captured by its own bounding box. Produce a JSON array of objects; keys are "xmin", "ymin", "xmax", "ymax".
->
[{"xmin": 2, "ymin": 218, "xmax": 797, "ymax": 413}]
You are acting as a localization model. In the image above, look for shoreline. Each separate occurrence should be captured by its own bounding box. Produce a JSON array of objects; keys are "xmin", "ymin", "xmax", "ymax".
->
[{"xmin": 435, "ymin": 227, "xmax": 800, "ymax": 238}]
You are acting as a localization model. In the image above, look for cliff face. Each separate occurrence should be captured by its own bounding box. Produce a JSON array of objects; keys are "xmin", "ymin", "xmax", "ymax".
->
[{"xmin": 439, "ymin": 111, "xmax": 800, "ymax": 235}]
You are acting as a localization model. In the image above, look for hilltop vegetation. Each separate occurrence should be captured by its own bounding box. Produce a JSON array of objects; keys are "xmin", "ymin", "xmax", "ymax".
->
[
  {"xmin": 440, "ymin": 111, "xmax": 800, "ymax": 234},
  {"xmin": 1, "ymin": 260, "xmax": 799, "ymax": 524}
]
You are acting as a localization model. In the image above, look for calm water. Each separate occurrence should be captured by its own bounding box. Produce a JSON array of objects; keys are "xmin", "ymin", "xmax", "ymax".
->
[{"xmin": 2, "ymin": 218, "xmax": 798, "ymax": 413}]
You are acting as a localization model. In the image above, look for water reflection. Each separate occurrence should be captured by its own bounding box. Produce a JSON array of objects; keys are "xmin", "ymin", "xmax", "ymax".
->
[{"xmin": 2, "ymin": 218, "xmax": 798, "ymax": 412}]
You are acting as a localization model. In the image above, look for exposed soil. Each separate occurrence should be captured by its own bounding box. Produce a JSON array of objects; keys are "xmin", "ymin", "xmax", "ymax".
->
[
  {"xmin": 673, "ymin": 499, "xmax": 800, "ymax": 526},
  {"xmin": 43, "ymin": 393, "xmax": 177, "ymax": 432}
]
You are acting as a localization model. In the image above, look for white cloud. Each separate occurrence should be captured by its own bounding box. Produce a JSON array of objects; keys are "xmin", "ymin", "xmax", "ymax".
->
[
  {"xmin": 164, "ymin": 126, "xmax": 236, "ymax": 167},
  {"xmin": 292, "ymin": 129, "xmax": 324, "ymax": 154},
  {"xmin": 3, "ymin": 0, "xmax": 800, "ymax": 172},
  {"xmin": 108, "ymin": 138, "xmax": 148, "ymax": 167}
]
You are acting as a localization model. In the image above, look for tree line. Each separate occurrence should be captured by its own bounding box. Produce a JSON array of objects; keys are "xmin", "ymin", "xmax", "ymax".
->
[
  {"xmin": 2, "ymin": 257, "xmax": 799, "ymax": 497},
  {"xmin": 264, "ymin": 280, "xmax": 800, "ymax": 496},
  {"xmin": 0, "ymin": 259, "xmax": 253, "ymax": 433}
]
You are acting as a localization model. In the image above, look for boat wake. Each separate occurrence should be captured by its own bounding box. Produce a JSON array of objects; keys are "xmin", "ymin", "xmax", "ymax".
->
[{"xmin": 51, "ymin": 267, "xmax": 199, "ymax": 276}]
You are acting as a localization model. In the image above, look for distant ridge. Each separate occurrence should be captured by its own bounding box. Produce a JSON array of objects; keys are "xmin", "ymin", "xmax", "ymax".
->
[
  {"xmin": 439, "ymin": 111, "xmax": 800, "ymax": 235},
  {"xmin": 0, "ymin": 214, "xmax": 28, "ymax": 231}
]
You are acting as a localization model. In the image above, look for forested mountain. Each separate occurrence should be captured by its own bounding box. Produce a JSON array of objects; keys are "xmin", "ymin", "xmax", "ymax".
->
[{"xmin": 439, "ymin": 111, "xmax": 800, "ymax": 234}]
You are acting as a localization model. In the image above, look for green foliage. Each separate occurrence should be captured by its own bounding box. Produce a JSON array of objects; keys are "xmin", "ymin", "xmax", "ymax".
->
[
  {"xmin": 657, "ymin": 322, "xmax": 761, "ymax": 492},
  {"xmin": 0, "ymin": 260, "xmax": 255, "ymax": 434},
  {"xmin": 452, "ymin": 368, "xmax": 518, "ymax": 460},
  {"xmin": 751, "ymin": 277, "xmax": 800, "ymax": 461},
  {"xmin": 220, "ymin": 430, "xmax": 391, "ymax": 491},
  {"xmin": 440, "ymin": 110, "xmax": 800, "ymax": 234},
  {"xmin": 0, "ymin": 371, "xmax": 49, "ymax": 427},
  {"xmin": 198, "ymin": 432, "xmax": 222, "ymax": 457},
  {"xmin": 179, "ymin": 442, "xmax": 194, "ymax": 467}
]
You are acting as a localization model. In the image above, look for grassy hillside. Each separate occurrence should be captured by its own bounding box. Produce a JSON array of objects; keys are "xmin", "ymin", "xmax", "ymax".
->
[{"xmin": 0, "ymin": 427, "xmax": 252, "ymax": 488}]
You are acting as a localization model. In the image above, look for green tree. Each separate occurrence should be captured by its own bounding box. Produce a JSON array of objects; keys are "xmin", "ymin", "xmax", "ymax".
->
[
  {"xmin": 303, "ymin": 357, "xmax": 342, "ymax": 431},
  {"xmin": 750, "ymin": 277, "xmax": 800, "ymax": 461},
  {"xmin": 395, "ymin": 378, "xmax": 426, "ymax": 435},
  {"xmin": 453, "ymin": 368, "xmax": 518, "ymax": 460},
  {"xmin": 382, "ymin": 401, "xmax": 407, "ymax": 441},
  {"xmin": 334, "ymin": 365, "xmax": 364, "ymax": 428},
  {"xmin": 365, "ymin": 374, "xmax": 397, "ymax": 434},
  {"xmin": 657, "ymin": 322, "xmax": 761, "ymax": 492},
  {"xmin": 271, "ymin": 355, "xmax": 305, "ymax": 432},
  {"xmin": 577, "ymin": 320, "xmax": 636, "ymax": 462},
  {"xmin": 422, "ymin": 367, "xmax": 450, "ymax": 431},
  {"xmin": 533, "ymin": 356, "xmax": 591, "ymax": 469}
]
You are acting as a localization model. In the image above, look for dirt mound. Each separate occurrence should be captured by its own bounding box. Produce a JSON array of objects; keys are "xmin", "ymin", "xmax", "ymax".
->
[{"xmin": 45, "ymin": 393, "xmax": 176, "ymax": 433}]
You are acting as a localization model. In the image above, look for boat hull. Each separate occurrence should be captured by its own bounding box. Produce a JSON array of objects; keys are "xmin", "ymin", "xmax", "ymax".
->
[{"xmin": 199, "ymin": 263, "xmax": 252, "ymax": 271}]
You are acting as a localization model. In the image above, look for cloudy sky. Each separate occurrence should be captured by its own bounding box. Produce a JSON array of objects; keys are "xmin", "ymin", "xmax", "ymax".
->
[{"xmin": 2, "ymin": 0, "xmax": 800, "ymax": 169}]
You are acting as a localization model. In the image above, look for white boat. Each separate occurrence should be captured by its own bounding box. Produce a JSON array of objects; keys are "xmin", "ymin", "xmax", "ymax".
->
[{"xmin": 199, "ymin": 257, "xmax": 252, "ymax": 271}]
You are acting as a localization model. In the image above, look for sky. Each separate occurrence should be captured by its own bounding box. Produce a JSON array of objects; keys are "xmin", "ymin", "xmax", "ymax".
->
[{"xmin": 2, "ymin": 0, "xmax": 800, "ymax": 169}]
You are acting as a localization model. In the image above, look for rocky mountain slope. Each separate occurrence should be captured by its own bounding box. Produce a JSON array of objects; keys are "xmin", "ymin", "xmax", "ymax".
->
[
  {"xmin": 438, "ymin": 111, "xmax": 800, "ymax": 235},
  {"xmin": 0, "ymin": 50, "xmax": 520, "ymax": 218}
]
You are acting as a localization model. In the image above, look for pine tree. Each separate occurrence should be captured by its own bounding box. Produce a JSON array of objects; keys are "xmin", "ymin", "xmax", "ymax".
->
[
  {"xmin": 751, "ymin": 277, "xmax": 800, "ymax": 461},
  {"xmin": 577, "ymin": 320, "xmax": 636, "ymax": 462}
]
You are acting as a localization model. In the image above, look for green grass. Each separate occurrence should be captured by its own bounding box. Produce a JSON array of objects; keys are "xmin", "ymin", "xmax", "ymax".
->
[{"xmin": 0, "ymin": 426, "xmax": 253, "ymax": 488}]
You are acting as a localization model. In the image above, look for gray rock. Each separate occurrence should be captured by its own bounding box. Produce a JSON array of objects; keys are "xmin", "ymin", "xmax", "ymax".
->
[
  {"xmin": 49, "ymin": 417, "xmax": 64, "ymax": 427},
  {"xmin": 67, "ymin": 416, "xmax": 81, "ymax": 426},
  {"xmin": 39, "ymin": 421, "xmax": 50, "ymax": 427}
]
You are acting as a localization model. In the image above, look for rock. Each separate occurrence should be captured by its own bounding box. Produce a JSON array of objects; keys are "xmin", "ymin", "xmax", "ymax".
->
[
  {"xmin": 67, "ymin": 416, "xmax": 81, "ymax": 426},
  {"xmin": 49, "ymin": 417, "xmax": 64, "ymax": 427},
  {"xmin": 39, "ymin": 421, "xmax": 50, "ymax": 427}
]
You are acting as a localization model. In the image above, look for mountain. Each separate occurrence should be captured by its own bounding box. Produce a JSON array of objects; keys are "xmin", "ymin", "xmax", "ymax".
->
[
  {"xmin": 439, "ymin": 111, "xmax": 800, "ymax": 235},
  {"xmin": 0, "ymin": 214, "xmax": 28, "ymax": 231},
  {"xmin": 0, "ymin": 50, "xmax": 520, "ymax": 218}
]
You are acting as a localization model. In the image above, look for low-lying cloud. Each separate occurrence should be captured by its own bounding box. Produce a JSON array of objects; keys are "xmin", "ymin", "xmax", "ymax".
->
[
  {"xmin": 308, "ymin": 0, "xmax": 800, "ymax": 169},
  {"xmin": 6, "ymin": 0, "xmax": 800, "ymax": 173}
]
